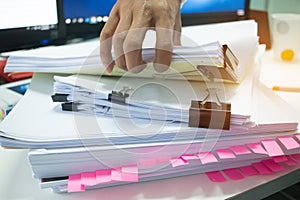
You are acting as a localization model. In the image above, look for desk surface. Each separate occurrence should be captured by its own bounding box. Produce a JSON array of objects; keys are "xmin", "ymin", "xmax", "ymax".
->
[{"xmin": 1, "ymin": 50, "xmax": 300, "ymax": 200}]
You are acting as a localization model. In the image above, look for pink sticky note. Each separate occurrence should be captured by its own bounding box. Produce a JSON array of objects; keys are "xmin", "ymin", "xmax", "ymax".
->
[
  {"xmin": 181, "ymin": 154, "xmax": 199, "ymax": 160},
  {"xmin": 247, "ymin": 143, "xmax": 268, "ymax": 154},
  {"xmin": 252, "ymin": 162, "xmax": 273, "ymax": 175},
  {"xmin": 215, "ymin": 149, "xmax": 236, "ymax": 159},
  {"xmin": 81, "ymin": 172, "xmax": 97, "ymax": 186},
  {"xmin": 111, "ymin": 169, "xmax": 123, "ymax": 181},
  {"xmin": 206, "ymin": 171, "xmax": 226, "ymax": 182},
  {"xmin": 261, "ymin": 140, "xmax": 284, "ymax": 157},
  {"xmin": 170, "ymin": 157, "xmax": 188, "ymax": 167},
  {"xmin": 230, "ymin": 145, "xmax": 251, "ymax": 155},
  {"xmin": 295, "ymin": 134, "xmax": 300, "ymax": 141},
  {"xmin": 273, "ymin": 156, "xmax": 288, "ymax": 163},
  {"xmin": 285, "ymin": 156, "xmax": 298, "ymax": 166},
  {"xmin": 121, "ymin": 165, "xmax": 138, "ymax": 182},
  {"xmin": 239, "ymin": 166, "xmax": 258, "ymax": 176},
  {"xmin": 223, "ymin": 168, "xmax": 244, "ymax": 180},
  {"xmin": 278, "ymin": 136, "xmax": 300, "ymax": 150},
  {"xmin": 262, "ymin": 159, "xmax": 285, "ymax": 172},
  {"xmin": 68, "ymin": 174, "xmax": 85, "ymax": 193},
  {"xmin": 96, "ymin": 169, "xmax": 112, "ymax": 184},
  {"xmin": 139, "ymin": 158, "xmax": 157, "ymax": 166},
  {"xmin": 290, "ymin": 154, "xmax": 300, "ymax": 162},
  {"xmin": 198, "ymin": 152, "xmax": 218, "ymax": 164}
]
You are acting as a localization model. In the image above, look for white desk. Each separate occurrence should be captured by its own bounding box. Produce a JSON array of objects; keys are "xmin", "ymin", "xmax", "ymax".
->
[{"xmin": 0, "ymin": 50, "xmax": 300, "ymax": 200}]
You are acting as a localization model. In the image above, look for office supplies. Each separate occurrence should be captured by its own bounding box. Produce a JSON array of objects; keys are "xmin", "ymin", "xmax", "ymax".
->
[
  {"xmin": 272, "ymin": 86, "xmax": 300, "ymax": 92},
  {"xmin": 188, "ymin": 88, "xmax": 231, "ymax": 130}
]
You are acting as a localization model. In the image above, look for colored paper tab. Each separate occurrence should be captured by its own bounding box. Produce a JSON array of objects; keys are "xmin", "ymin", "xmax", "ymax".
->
[
  {"xmin": 285, "ymin": 156, "xmax": 298, "ymax": 166},
  {"xmin": 290, "ymin": 154, "xmax": 300, "ymax": 162},
  {"xmin": 262, "ymin": 159, "xmax": 285, "ymax": 172},
  {"xmin": 247, "ymin": 143, "xmax": 268, "ymax": 154},
  {"xmin": 96, "ymin": 169, "xmax": 112, "ymax": 184},
  {"xmin": 273, "ymin": 156, "xmax": 288, "ymax": 163},
  {"xmin": 239, "ymin": 166, "xmax": 258, "ymax": 176},
  {"xmin": 68, "ymin": 174, "xmax": 85, "ymax": 193},
  {"xmin": 261, "ymin": 140, "xmax": 284, "ymax": 157},
  {"xmin": 215, "ymin": 149, "xmax": 236, "ymax": 159},
  {"xmin": 278, "ymin": 136, "xmax": 300, "ymax": 150},
  {"xmin": 295, "ymin": 134, "xmax": 300, "ymax": 141},
  {"xmin": 111, "ymin": 169, "xmax": 123, "ymax": 181},
  {"xmin": 252, "ymin": 162, "xmax": 273, "ymax": 175},
  {"xmin": 170, "ymin": 157, "xmax": 188, "ymax": 167},
  {"xmin": 198, "ymin": 152, "xmax": 218, "ymax": 164},
  {"xmin": 182, "ymin": 154, "xmax": 199, "ymax": 160},
  {"xmin": 206, "ymin": 171, "xmax": 226, "ymax": 182},
  {"xmin": 81, "ymin": 172, "xmax": 97, "ymax": 186},
  {"xmin": 223, "ymin": 168, "xmax": 244, "ymax": 180},
  {"xmin": 121, "ymin": 165, "xmax": 138, "ymax": 182},
  {"xmin": 230, "ymin": 145, "xmax": 251, "ymax": 155}
]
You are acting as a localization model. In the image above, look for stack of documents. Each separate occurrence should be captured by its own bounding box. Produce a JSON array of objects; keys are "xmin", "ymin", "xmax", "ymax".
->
[
  {"xmin": 1, "ymin": 20, "xmax": 300, "ymax": 193},
  {"xmin": 5, "ymin": 41, "xmax": 240, "ymax": 82},
  {"xmin": 1, "ymin": 72, "xmax": 299, "ymax": 193}
]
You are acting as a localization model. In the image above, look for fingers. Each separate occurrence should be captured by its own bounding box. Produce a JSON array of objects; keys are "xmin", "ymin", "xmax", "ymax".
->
[
  {"xmin": 123, "ymin": 11, "xmax": 151, "ymax": 73},
  {"xmin": 100, "ymin": 4, "xmax": 120, "ymax": 73},
  {"xmin": 154, "ymin": 18, "xmax": 175, "ymax": 72},
  {"xmin": 113, "ymin": 12, "xmax": 133, "ymax": 70},
  {"xmin": 173, "ymin": 8, "xmax": 182, "ymax": 46}
]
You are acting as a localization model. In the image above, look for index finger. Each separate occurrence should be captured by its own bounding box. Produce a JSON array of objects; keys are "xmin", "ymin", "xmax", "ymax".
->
[{"xmin": 100, "ymin": 4, "xmax": 120, "ymax": 73}]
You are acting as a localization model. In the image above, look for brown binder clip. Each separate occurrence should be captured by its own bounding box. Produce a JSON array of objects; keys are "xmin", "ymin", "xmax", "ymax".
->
[{"xmin": 189, "ymin": 88, "xmax": 231, "ymax": 130}]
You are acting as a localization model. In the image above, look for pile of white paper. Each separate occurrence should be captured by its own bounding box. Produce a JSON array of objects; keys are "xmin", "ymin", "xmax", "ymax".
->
[{"xmin": 1, "ymin": 20, "xmax": 300, "ymax": 193}]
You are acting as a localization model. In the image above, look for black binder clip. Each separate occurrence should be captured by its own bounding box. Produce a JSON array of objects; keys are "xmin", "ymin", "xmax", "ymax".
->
[
  {"xmin": 188, "ymin": 88, "xmax": 231, "ymax": 130},
  {"xmin": 108, "ymin": 87, "xmax": 132, "ymax": 105}
]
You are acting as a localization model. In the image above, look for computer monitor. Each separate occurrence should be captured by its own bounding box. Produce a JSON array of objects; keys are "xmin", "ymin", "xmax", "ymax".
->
[
  {"xmin": 62, "ymin": 0, "xmax": 116, "ymax": 40},
  {"xmin": 62, "ymin": 0, "xmax": 249, "ymax": 39},
  {"xmin": 0, "ymin": 0, "xmax": 64, "ymax": 53},
  {"xmin": 181, "ymin": 0, "xmax": 250, "ymax": 26}
]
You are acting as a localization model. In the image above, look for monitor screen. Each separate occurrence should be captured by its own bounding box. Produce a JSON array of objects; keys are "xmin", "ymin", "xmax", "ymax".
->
[
  {"xmin": 62, "ymin": 0, "xmax": 249, "ymax": 39},
  {"xmin": 0, "ymin": 0, "xmax": 64, "ymax": 53},
  {"xmin": 63, "ymin": 0, "xmax": 116, "ymax": 39},
  {"xmin": 181, "ymin": 0, "xmax": 249, "ymax": 25}
]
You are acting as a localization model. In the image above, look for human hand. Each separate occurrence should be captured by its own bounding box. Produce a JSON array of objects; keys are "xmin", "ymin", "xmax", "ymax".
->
[{"xmin": 100, "ymin": 0, "xmax": 182, "ymax": 73}]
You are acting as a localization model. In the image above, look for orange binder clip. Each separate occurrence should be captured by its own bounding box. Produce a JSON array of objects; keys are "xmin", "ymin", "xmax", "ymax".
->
[{"xmin": 189, "ymin": 88, "xmax": 231, "ymax": 130}]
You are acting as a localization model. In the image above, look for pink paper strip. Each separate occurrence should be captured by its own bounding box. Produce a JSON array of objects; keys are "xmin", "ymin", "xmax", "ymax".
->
[
  {"xmin": 247, "ymin": 143, "xmax": 268, "ymax": 154},
  {"xmin": 261, "ymin": 140, "xmax": 284, "ymax": 157},
  {"xmin": 290, "ymin": 154, "xmax": 300, "ymax": 162},
  {"xmin": 252, "ymin": 162, "xmax": 273, "ymax": 175},
  {"xmin": 170, "ymin": 157, "xmax": 188, "ymax": 167},
  {"xmin": 262, "ymin": 159, "xmax": 285, "ymax": 172},
  {"xmin": 111, "ymin": 169, "xmax": 123, "ymax": 181},
  {"xmin": 278, "ymin": 136, "xmax": 300, "ymax": 150},
  {"xmin": 273, "ymin": 156, "xmax": 288, "ymax": 163},
  {"xmin": 121, "ymin": 165, "xmax": 138, "ymax": 182},
  {"xmin": 206, "ymin": 171, "xmax": 226, "ymax": 182},
  {"xmin": 182, "ymin": 154, "xmax": 199, "ymax": 160},
  {"xmin": 285, "ymin": 156, "xmax": 298, "ymax": 166},
  {"xmin": 198, "ymin": 152, "xmax": 218, "ymax": 164},
  {"xmin": 139, "ymin": 158, "xmax": 157, "ymax": 166},
  {"xmin": 81, "ymin": 172, "xmax": 97, "ymax": 186},
  {"xmin": 223, "ymin": 168, "xmax": 244, "ymax": 180},
  {"xmin": 96, "ymin": 169, "xmax": 112, "ymax": 184},
  {"xmin": 68, "ymin": 174, "xmax": 85, "ymax": 193},
  {"xmin": 215, "ymin": 149, "xmax": 236, "ymax": 159},
  {"xmin": 295, "ymin": 134, "xmax": 300, "ymax": 141},
  {"xmin": 230, "ymin": 145, "xmax": 251, "ymax": 155},
  {"xmin": 239, "ymin": 166, "xmax": 258, "ymax": 176}
]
